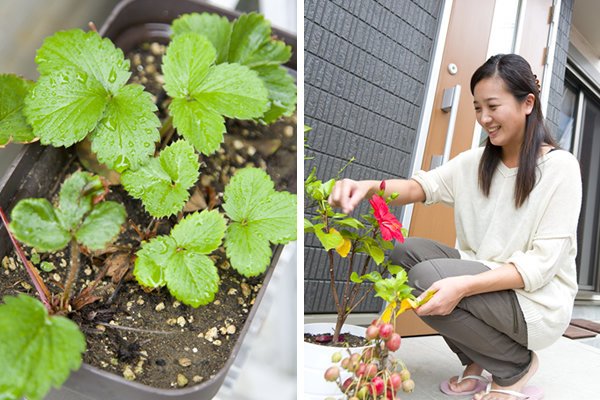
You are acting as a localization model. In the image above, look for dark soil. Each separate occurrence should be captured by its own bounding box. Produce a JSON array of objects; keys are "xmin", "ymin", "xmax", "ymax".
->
[
  {"xmin": 304, "ymin": 332, "xmax": 368, "ymax": 348},
  {"xmin": 0, "ymin": 40, "xmax": 296, "ymax": 390}
]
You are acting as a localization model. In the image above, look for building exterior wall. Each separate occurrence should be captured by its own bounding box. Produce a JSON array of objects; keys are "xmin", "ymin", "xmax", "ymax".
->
[
  {"xmin": 304, "ymin": 0, "xmax": 442, "ymax": 313},
  {"xmin": 304, "ymin": 0, "xmax": 576, "ymax": 315},
  {"xmin": 546, "ymin": 0, "xmax": 574, "ymax": 134}
]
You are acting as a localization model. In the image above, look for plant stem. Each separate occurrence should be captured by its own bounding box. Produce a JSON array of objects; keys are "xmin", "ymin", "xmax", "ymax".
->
[
  {"xmin": 61, "ymin": 239, "xmax": 81, "ymax": 309},
  {"xmin": 158, "ymin": 115, "xmax": 174, "ymax": 152},
  {"xmin": 0, "ymin": 207, "xmax": 52, "ymax": 311}
]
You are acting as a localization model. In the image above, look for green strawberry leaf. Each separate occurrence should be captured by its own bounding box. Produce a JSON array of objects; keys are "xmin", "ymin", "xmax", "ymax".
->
[
  {"xmin": 24, "ymin": 29, "xmax": 159, "ymax": 170},
  {"xmin": 163, "ymin": 33, "xmax": 268, "ymax": 155},
  {"xmin": 168, "ymin": 98, "xmax": 225, "ymax": 155},
  {"xmin": 134, "ymin": 210, "xmax": 226, "ymax": 307},
  {"xmin": 164, "ymin": 251, "xmax": 220, "ymax": 307},
  {"xmin": 223, "ymin": 168, "xmax": 296, "ymax": 276},
  {"xmin": 0, "ymin": 74, "xmax": 35, "ymax": 146},
  {"xmin": 75, "ymin": 201, "xmax": 126, "ymax": 250},
  {"xmin": 24, "ymin": 69, "xmax": 108, "ymax": 147},
  {"xmin": 121, "ymin": 140, "xmax": 199, "ymax": 217},
  {"xmin": 56, "ymin": 171, "xmax": 104, "ymax": 232},
  {"xmin": 162, "ymin": 32, "xmax": 215, "ymax": 99},
  {"xmin": 254, "ymin": 65, "xmax": 296, "ymax": 124},
  {"xmin": 228, "ymin": 13, "xmax": 291, "ymax": 67},
  {"xmin": 0, "ymin": 294, "xmax": 86, "ymax": 400},
  {"xmin": 90, "ymin": 84, "xmax": 160, "ymax": 172},
  {"xmin": 228, "ymin": 13, "xmax": 295, "ymax": 123},
  {"xmin": 221, "ymin": 167, "xmax": 274, "ymax": 221},
  {"xmin": 169, "ymin": 12, "xmax": 296, "ymax": 125},
  {"xmin": 134, "ymin": 236, "xmax": 176, "ymax": 288},
  {"xmin": 171, "ymin": 13, "xmax": 232, "ymax": 64},
  {"xmin": 9, "ymin": 199, "xmax": 70, "ymax": 252},
  {"xmin": 9, "ymin": 172, "xmax": 126, "ymax": 253},
  {"xmin": 195, "ymin": 63, "xmax": 269, "ymax": 118},
  {"xmin": 171, "ymin": 209, "xmax": 226, "ymax": 253},
  {"xmin": 225, "ymin": 223, "xmax": 272, "ymax": 277},
  {"xmin": 35, "ymin": 29, "xmax": 130, "ymax": 92}
]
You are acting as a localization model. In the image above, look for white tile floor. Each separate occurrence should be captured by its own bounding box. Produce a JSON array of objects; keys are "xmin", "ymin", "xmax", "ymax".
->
[{"xmin": 394, "ymin": 335, "xmax": 600, "ymax": 400}]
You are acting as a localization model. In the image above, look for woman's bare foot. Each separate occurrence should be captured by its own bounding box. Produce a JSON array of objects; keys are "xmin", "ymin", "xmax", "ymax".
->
[
  {"xmin": 447, "ymin": 362, "xmax": 485, "ymax": 393},
  {"xmin": 472, "ymin": 352, "xmax": 539, "ymax": 400}
]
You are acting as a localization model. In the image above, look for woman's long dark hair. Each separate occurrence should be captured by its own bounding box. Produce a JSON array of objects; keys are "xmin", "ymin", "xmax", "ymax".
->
[{"xmin": 470, "ymin": 54, "xmax": 558, "ymax": 208}]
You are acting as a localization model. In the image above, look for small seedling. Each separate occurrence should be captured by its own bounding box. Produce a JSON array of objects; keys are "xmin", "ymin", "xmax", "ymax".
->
[
  {"xmin": 135, "ymin": 167, "xmax": 297, "ymax": 306},
  {"xmin": 223, "ymin": 167, "xmax": 297, "ymax": 276},
  {"xmin": 0, "ymin": 171, "xmax": 125, "ymax": 400}
]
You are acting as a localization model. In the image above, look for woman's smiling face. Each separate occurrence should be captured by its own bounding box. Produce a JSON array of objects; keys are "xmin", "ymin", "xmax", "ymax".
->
[{"xmin": 473, "ymin": 76, "xmax": 534, "ymax": 153}]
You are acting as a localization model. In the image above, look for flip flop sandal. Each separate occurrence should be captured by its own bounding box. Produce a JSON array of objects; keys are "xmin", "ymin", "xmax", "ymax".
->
[
  {"xmin": 440, "ymin": 372, "xmax": 490, "ymax": 396},
  {"xmin": 475, "ymin": 383, "xmax": 544, "ymax": 400}
]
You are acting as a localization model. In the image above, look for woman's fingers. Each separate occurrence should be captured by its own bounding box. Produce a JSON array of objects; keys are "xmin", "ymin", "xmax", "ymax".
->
[{"xmin": 329, "ymin": 179, "xmax": 364, "ymax": 213}]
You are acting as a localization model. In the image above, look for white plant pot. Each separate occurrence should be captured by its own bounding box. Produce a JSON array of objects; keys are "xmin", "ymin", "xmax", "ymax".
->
[{"xmin": 303, "ymin": 323, "xmax": 372, "ymax": 400}]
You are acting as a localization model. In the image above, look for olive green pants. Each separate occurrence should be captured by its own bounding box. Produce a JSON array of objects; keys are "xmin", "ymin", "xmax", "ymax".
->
[{"xmin": 391, "ymin": 237, "xmax": 533, "ymax": 386}]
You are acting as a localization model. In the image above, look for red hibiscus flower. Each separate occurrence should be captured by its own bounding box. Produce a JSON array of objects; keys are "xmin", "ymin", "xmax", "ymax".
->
[{"xmin": 369, "ymin": 195, "xmax": 405, "ymax": 242}]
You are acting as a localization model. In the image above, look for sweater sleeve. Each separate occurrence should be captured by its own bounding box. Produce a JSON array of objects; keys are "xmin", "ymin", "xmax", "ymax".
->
[
  {"xmin": 411, "ymin": 150, "xmax": 471, "ymax": 206},
  {"xmin": 507, "ymin": 154, "xmax": 582, "ymax": 292}
]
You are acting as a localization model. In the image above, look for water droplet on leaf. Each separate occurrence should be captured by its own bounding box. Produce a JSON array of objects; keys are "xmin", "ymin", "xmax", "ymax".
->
[
  {"xmin": 108, "ymin": 68, "xmax": 117, "ymax": 83},
  {"xmin": 115, "ymin": 155, "xmax": 128, "ymax": 170},
  {"xmin": 76, "ymin": 72, "xmax": 88, "ymax": 84},
  {"xmin": 105, "ymin": 120, "xmax": 116, "ymax": 131}
]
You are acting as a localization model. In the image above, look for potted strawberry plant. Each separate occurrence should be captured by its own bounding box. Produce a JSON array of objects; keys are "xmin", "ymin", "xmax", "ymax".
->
[
  {"xmin": 0, "ymin": 1, "xmax": 296, "ymax": 399},
  {"xmin": 304, "ymin": 160, "xmax": 429, "ymax": 399}
]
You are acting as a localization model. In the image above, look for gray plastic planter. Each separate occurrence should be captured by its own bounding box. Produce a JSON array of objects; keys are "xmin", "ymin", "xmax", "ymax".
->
[{"xmin": 0, "ymin": 0, "xmax": 296, "ymax": 398}]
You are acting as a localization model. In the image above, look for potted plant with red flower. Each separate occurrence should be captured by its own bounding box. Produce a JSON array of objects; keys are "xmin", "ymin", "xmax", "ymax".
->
[{"xmin": 304, "ymin": 162, "xmax": 430, "ymax": 399}]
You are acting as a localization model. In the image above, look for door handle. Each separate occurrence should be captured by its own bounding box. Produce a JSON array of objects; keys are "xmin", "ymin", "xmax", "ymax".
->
[{"xmin": 431, "ymin": 85, "xmax": 461, "ymax": 169}]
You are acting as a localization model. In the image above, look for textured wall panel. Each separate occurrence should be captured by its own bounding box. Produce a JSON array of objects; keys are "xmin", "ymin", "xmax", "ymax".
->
[{"xmin": 304, "ymin": 0, "xmax": 442, "ymax": 313}]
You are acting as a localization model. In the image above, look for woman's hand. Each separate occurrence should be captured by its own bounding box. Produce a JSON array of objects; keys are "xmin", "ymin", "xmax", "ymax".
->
[
  {"xmin": 414, "ymin": 276, "xmax": 469, "ymax": 316},
  {"xmin": 328, "ymin": 179, "xmax": 375, "ymax": 214}
]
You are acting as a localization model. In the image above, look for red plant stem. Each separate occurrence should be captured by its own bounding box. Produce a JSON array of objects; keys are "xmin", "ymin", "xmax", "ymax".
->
[
  {"xmin": 61, "ymin": 239, "xmax": 80, "ymax": 308},
  {"xmin": 0, "ymin": 207, "xmax": 52, "ymax": 310}
]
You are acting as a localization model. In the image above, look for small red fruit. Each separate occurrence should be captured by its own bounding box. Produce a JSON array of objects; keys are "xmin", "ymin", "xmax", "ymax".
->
[
  {"xmin": 324, "ymin": 366, "xmax": 340, "ymax": 382},
  {"xmin": 364, "ymin": 363, "xmax": 378, "ymax": 379},
  {"xmin": 356, "ymin": 362, "xmax": 367, "ymax": 377},
  {"xmin": 362, "ymin": 347, "xmax": 374, "ymax": 361},
  {"xmin": 379, "ymin": 323, "xmax": 394, "ymax": 339},
  {"xmin": 365, "ymin": 324, "xmax": 380, "ymax": 340},
  {"xmin": 370, "ymin": 376, "xmax": 385, "ymax": 395},
  {"xmin": 388, "ymin": 372, "xmax": 402, "ymax": 390},
  {"xmin": 340, "ymin": 357, "xmax": 350, "ymax": 370},
  {"xmin": 386, "ymin": 333, "xmax": 401, "ymax": 351}
]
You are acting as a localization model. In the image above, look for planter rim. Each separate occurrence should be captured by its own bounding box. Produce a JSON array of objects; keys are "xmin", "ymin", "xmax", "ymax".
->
[
  {"xmin": 304, "ymin": 322, "xmax": 371, "ymax": 350},
  {"xmin": 99, "ymin": 0, "xmax": 297, "ymax": 70}
]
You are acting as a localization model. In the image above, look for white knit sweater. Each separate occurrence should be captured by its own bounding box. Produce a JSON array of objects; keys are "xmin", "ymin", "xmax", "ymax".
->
[{"xmin": 412, "ymin": 147, "xmax": 582, "ymax": 350}]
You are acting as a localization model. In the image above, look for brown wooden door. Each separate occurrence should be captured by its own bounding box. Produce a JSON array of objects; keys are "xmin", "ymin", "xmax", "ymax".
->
[{"xmin": 408, "ymin": 0, "xmax": 496, "ymax": 246}]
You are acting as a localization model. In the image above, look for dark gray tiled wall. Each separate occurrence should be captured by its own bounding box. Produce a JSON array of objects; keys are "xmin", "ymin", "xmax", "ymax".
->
[
  {"xmin": 546, "ymin": 0, "xmax": 573, "ymax": 134},
  {"xmin": 304, "ymin": 0, "xmax": 442, "ymax": 313}
]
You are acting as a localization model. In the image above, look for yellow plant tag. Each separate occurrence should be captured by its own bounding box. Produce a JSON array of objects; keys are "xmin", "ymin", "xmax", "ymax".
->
[
  {"xmin": 381, "ymin": 301, "xmax": 397, "ymax": 323},
  {"xmin": 394, "ymin": 290, "xmax": 437, "ymax": 317},
  {"xmin": 416, "ymin": 290, "xmax": 436, "ymax": 306},
  {"xmin": 331, "ymin": 228, "xmax": 351, "ymax": 257}
]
